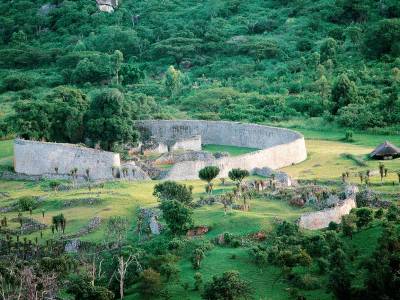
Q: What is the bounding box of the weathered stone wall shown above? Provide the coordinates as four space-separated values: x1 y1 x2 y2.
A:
136 120 307 180
298 186 358 230
14 139 120 180
170 135 202 152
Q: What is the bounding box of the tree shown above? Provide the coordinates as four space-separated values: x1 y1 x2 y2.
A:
105 216 129 248
228 168 250 185
153 181 193 204
360 223 400 299
341 214 357 239
10 100 53 141
159 200 193 235
320 38 337 62
202 271 252 300
355 208 373 229
48 86 89 143
199 166 220 194
328 249 353 300
164 65 183 97
191 248 205 270
137 268 163 300
117 253 135 299
67 273 114 300
364 19 400 58
113 50 123 85
85 89 138 150
331 73 358 114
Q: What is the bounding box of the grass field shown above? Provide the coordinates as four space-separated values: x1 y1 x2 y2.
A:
202 144 259 156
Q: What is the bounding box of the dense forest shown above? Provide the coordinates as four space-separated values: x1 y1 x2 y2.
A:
0 0 399 147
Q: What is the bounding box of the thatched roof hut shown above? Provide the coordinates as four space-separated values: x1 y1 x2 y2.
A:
370 141 400 159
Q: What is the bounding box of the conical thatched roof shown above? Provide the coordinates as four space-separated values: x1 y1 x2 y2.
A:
370 141 400 158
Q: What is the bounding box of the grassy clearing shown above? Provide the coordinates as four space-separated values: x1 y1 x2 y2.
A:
202 144 259 156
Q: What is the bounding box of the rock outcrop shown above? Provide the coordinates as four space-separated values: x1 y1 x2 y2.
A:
96 0 118 13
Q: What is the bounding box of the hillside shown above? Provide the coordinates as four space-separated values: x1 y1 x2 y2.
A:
0 0 399 140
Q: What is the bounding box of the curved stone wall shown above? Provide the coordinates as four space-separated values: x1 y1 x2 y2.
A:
14 139 120 180
136 120 307 180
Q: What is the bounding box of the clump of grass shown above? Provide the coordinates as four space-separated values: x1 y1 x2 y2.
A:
340 153 367 167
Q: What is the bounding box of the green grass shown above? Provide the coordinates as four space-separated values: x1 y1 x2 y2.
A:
0 140 13 170
202 144 259 156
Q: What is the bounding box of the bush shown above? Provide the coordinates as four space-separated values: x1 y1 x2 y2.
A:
18 196 37 211
328 222 339 231
3 74 35 91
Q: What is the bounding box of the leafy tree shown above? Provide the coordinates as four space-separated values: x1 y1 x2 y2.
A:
331 73 358 114
335 0 370 23
164 65 183 97
137 268 163 300
328 249 353 299
105 216 129 248
48 86 89 143
159 200 193 235
191 248 205 270
85 89 138 150
199 166 220 194
202 271 252 300
355 208 373 229
199 166 220 183
10 100 53 141
341 214 357 239
67 273 114 300
360 223 400 299
153 181 193 204
364 19 400 58
320 38 337 62
228 168 250 184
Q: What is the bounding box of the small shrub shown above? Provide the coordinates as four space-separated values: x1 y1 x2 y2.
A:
18 196 37 211
328 222 339 231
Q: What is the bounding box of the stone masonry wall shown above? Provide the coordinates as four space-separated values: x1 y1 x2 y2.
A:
14 139 120 180
136 120 307 180
298 186 358 230
170 135 202 152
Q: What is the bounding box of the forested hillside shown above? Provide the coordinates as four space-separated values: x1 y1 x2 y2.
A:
0 0 399 140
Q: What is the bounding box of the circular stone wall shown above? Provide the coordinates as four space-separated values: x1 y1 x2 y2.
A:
136 120 307 180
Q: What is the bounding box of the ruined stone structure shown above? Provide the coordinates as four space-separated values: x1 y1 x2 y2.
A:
13 120 307 182
136 120 307 180
142 135 202 155
14 139 120 180
96 0 118 13
298 186 358 230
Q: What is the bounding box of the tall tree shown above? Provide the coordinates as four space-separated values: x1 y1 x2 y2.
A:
85 89 139 151
331 73 358 114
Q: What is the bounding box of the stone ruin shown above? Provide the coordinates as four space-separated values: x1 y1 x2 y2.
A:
298 185 358 230
12 120 307 182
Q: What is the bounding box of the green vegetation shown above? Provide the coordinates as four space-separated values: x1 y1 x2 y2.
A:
0 0 399 299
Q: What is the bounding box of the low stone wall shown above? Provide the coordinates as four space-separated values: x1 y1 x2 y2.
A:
137 120 307 180
14 139 120 180
298 186 358 230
